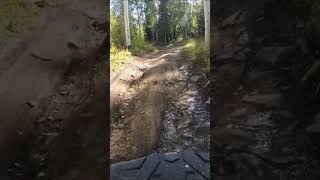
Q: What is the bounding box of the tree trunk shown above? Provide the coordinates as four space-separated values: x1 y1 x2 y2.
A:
136 1 141 35
204 0 210 49
156 30 158 42
124 0 131 47
152 28 155 41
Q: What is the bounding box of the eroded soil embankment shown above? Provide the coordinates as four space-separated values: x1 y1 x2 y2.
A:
8 52 108 180
110 46 210 162
213 0 320 179
0 0 107 179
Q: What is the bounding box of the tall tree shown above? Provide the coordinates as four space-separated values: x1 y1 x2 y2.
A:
158 0 170 44
204 0 210 49
124 0 131 47
145 0 157 41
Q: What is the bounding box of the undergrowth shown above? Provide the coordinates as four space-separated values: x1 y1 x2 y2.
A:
131 36 156 56
110 46 131 72
185 38 210 73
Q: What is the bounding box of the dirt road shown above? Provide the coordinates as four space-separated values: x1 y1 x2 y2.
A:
110 45 210 163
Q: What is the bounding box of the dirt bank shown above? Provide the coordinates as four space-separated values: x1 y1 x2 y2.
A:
213 0 320 179
0 0 107 179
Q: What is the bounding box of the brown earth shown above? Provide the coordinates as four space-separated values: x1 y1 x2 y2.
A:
110 45 210 162
213 0 320 179
0 0 108 179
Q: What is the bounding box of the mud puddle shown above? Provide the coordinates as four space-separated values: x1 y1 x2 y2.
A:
158 73 210 153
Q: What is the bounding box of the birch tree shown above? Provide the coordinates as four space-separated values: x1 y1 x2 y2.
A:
204 0 210 49
124 0 131 47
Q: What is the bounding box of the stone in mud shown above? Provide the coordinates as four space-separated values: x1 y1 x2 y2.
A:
230 107 248 118
255 46 295 66
222 11 242 28
67 41 81 50
186 90 198 96
47 116 54 121
177 113 192 130
190 76 202 82
205 98 210 104
26 101 36 108
247 112 273 127
37 172 46 178
59 90 68 95
238 32 249 45
242 93 282 108
236 28 246 37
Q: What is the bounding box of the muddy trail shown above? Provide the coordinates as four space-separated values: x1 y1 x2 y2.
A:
0 0 108 179
213 0 320 179
110 45 210 163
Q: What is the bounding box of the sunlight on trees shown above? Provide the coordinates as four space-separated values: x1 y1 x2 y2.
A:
110 0 209 70
204 0 210 49
124 0 131 47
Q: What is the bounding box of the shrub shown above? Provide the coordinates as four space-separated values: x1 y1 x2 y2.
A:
185 38 209 72
131 35 156 56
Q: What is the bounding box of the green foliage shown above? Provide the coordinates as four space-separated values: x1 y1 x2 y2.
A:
185 38 209 72
110 46 131 72
110 9 125 47
131 25 156 56
111 0 205 55
131 36 156 56
145 0 157 41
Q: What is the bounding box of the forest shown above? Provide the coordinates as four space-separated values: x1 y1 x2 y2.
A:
110 0 210 72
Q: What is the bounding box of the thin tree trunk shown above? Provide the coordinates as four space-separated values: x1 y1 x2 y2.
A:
136 1 141 35
204 0 210 49
152 29 155 41
124 0 131 47
165 33 167 44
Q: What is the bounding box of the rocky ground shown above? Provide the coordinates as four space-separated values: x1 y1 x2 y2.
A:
110 45 210 163
213 0 320 179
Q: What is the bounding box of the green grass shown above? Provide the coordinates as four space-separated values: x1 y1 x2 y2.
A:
110 46 132 72
185 38 210 73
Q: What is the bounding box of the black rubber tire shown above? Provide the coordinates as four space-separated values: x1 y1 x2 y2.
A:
111 150 210 180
